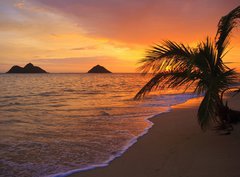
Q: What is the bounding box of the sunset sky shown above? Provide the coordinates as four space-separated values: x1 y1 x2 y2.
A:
0 0 239 73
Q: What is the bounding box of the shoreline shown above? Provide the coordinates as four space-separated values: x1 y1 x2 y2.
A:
68 95 240 177
50 95 198 177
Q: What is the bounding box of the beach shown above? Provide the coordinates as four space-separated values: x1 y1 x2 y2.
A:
70 95 240 177
1 2 240 177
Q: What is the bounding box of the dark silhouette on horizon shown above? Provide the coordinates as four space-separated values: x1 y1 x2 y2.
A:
6 63 47 73
88 65 112 73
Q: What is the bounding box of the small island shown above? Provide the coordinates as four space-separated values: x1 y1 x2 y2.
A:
6 63 47 73
87 65 112 73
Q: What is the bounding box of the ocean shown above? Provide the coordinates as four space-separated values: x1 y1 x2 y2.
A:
0 74 197 177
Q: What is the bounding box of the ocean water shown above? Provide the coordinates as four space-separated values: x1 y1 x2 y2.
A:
0 74 197 177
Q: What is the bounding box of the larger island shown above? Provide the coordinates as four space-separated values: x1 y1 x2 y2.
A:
6 63 47 73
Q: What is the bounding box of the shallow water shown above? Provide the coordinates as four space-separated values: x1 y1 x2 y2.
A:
0 74 197 177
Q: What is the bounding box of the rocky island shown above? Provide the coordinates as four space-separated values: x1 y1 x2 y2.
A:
6 63 47 73
88 65 112 73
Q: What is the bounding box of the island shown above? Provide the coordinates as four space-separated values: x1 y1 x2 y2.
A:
6 63 47 73
87 65 112 73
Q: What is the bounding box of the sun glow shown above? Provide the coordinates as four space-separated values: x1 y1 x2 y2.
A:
0 0 239 73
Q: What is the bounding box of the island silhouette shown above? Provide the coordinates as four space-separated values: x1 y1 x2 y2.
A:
88 65 112 73
6 63 47 73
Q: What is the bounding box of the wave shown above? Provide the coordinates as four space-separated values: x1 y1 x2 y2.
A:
46 117 155 177
48 93 199 177
0 119 28 125
37 91 60 97
0 74 202 177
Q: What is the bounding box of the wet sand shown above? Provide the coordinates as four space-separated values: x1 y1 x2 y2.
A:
69 95 240 177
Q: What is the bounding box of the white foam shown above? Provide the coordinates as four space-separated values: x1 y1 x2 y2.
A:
48 94 199 177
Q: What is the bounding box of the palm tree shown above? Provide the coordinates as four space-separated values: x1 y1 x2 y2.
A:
135 6 240 131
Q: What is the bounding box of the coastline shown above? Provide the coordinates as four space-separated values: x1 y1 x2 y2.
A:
68 95 240 177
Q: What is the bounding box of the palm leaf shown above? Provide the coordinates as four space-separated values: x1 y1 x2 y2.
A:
215 6 240 59
135 6 240 130
138 40 194 74
134 71 200 100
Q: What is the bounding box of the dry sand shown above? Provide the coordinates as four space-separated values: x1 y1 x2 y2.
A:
70 95 240 177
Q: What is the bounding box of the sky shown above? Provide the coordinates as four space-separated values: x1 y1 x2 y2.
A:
0 0 239 73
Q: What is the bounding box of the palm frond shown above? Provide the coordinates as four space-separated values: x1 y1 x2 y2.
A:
134 70 200 100
220 86 240 102
218 69 238 90
233 88 240 96
196 37 222 71
138 40 194 74
135 6 240 130
215 6 240 59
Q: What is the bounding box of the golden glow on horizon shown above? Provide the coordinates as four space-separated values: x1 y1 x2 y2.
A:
0 0 239 73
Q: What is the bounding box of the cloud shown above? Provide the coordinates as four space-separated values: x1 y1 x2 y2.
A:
30 56 137 73
1 0 239 73
0 0 84 36
32 0 240 44
31 56 116 64
14 0 25 9
71 46 97 50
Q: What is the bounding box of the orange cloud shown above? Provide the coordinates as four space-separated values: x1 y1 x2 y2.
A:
0 0 239 73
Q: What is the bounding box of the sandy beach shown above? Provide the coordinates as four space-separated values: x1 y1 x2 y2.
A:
70 95 240 177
